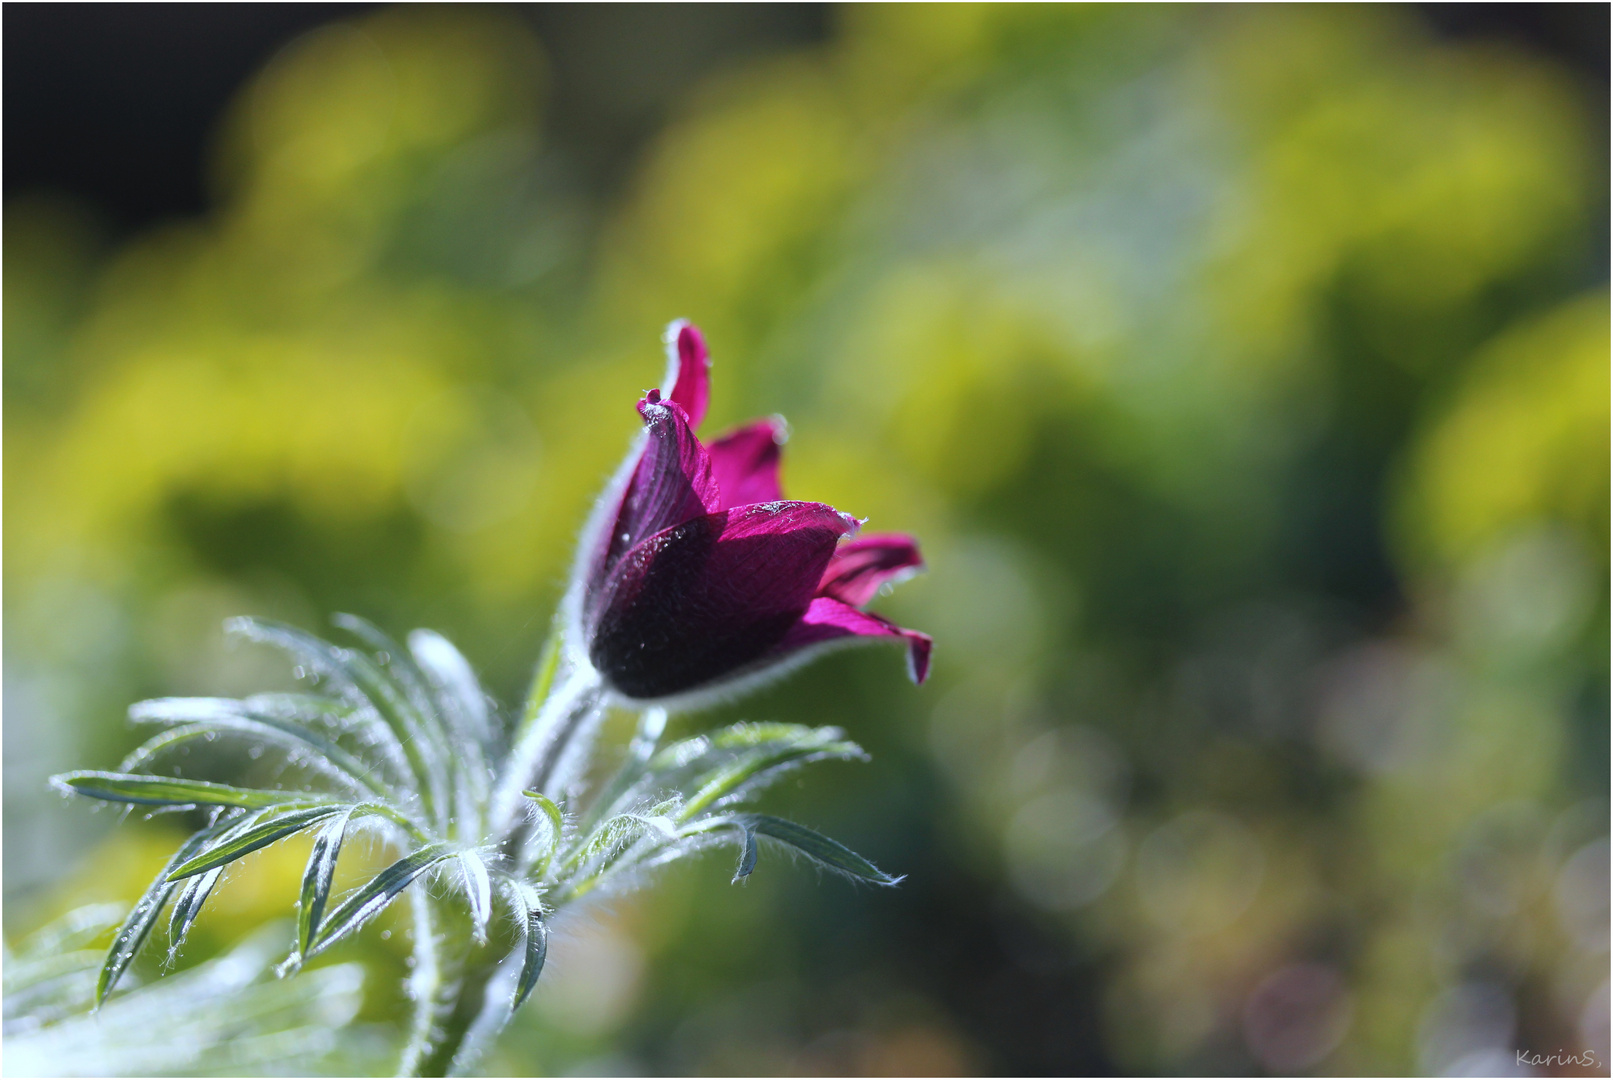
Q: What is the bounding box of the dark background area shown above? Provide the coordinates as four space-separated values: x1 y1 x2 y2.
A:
4 2 831 230
4 3 1605 235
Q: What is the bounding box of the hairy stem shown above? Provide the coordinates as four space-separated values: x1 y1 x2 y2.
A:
398 649 607 1075
399 890 464 1077
488 666 600 840
399 891 514 1077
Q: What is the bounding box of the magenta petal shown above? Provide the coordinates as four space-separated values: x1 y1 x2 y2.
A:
662 320 711 430
597 395 722 588
817 533 925 606
587 502 857 699
776 597 933 684
708 418 786 509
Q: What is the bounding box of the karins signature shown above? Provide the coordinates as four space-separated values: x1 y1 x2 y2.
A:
1516 1050 1601 1069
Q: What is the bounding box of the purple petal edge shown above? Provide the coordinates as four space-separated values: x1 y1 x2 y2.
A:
777 596 933 684
595 394 720 595
662 319 711 430
818 533 925 607
708 418 787 510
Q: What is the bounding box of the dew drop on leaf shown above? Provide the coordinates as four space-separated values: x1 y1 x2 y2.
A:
380 929 391 940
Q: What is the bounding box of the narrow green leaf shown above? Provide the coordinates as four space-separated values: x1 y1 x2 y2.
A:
117 724 373 799
506 882 549 1011
409 628 492 747
580 708 668 833
551 804 684 901
333 613 454 757
521 789 565 879
632 724 865 822
97 817 237 1004
732 824 759 884
168 804 348 880
515 625 562 736
298 810 352 957
308 842 455 956
166 866 222 953
459 852 492 945
707 721 852 751
340 616 488 832
726 814 902 887
227 618 440 815
56 771 330 810
128 698 388 794
521 789 565 846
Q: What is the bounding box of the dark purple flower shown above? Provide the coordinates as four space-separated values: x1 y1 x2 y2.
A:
569 320 931 705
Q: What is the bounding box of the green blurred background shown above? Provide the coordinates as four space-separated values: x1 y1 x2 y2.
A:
5 4 1608 1075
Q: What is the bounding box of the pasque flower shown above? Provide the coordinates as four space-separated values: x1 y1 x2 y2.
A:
568 320 931 704
51 318 925 1079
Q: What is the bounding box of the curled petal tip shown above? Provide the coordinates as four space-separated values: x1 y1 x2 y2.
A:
662 319 711 429
776 597 932 687
905 632 933 684
818 533 925 607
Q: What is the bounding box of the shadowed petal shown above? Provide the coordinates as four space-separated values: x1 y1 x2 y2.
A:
818 534 925 607
662 319 711 429
597 394 722 590
776 597 933 684
708 418 786 509
588 503 858 699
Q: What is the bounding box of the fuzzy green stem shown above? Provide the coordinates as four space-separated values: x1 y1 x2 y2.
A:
399 891 514 1077
401 642 599 1076
489 667 600 840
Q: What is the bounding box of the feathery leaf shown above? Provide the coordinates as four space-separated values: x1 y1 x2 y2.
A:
409 628 493 749
168 804 350 880
706 814 901 887
97 817 238 1004
227 618 442 816
308 843 456 956
298 810 353 958
57 772 335 810
458 852 492 945
503 881 548 1011
127 697 389 794
732 824 759 884
167 867 223 955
